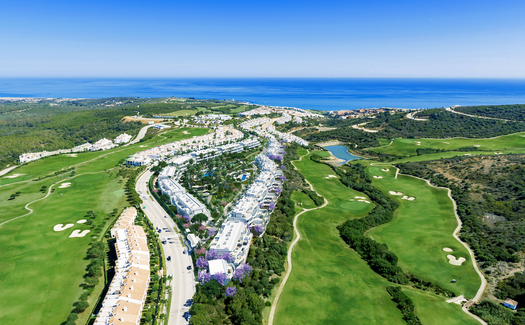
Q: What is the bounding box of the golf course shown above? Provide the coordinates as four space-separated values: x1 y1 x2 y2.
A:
272 149 480 325
0 127 208 325
371 132 525 157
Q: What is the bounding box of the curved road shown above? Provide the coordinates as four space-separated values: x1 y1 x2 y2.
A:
136 170 195 325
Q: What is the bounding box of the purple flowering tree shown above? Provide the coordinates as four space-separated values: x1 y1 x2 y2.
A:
197 271 211 284
214 272 228 285
220 201 227 206
183 223 191 228
276 155 282 161
251 224 264 236
176 214 183 219
220 251 233 263
269 203 275 211
280 175 287 182
280 165 286 170
259 202 265 209
199 224 206 231
225 287 237 297
233 263 253 283
207 228 216 237
206 249 219 261
183 215 191 223
275 188 282 194
196 256 208 270
268 154 276 160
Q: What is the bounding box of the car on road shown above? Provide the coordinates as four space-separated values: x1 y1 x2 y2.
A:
187 265 192 270
183 250 186 254
158 229 162 233
167 256 171 261
162 240 167 244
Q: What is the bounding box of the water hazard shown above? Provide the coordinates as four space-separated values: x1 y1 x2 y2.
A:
324 145 362 163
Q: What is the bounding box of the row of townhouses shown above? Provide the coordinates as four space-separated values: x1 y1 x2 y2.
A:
94 207 150 325
18 133 132 163
126 126 244 166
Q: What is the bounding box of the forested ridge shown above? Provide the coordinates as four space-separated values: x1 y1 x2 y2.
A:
455 104 525 121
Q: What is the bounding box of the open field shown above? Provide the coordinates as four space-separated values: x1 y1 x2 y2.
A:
165 109 199 116
274 150 479 325
371 132 525 157
365 165 480 298
274 149 403 325
0 128 207 324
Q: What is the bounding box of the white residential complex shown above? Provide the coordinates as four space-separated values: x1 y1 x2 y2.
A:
114 133 132 144
158 178 211 219
18 132 133 163
95 207 150 325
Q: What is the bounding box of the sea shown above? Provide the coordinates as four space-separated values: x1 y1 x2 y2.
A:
1 78 525 111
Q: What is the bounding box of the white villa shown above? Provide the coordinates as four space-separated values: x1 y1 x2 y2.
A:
209 219 253 266
114 133 132 144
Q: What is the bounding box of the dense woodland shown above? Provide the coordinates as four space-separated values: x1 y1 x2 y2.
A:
397 155 525 267
455 104 525 121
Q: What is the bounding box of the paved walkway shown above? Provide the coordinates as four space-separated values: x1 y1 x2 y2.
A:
268 150 329 325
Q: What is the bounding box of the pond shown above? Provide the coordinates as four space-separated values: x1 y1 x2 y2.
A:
324 145 362 164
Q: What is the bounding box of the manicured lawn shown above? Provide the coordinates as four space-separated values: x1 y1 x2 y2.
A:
366 165 480 298
403 288 479 325
165 109 199 116
370 132 525 157
0 127 206 324
290 191 316 210
0 172 127 325
274 151 405 325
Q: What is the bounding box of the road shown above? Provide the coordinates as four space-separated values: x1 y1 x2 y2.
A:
136 170 195 325
129 125 154 145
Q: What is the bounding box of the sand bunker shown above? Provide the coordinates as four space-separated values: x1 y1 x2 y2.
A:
77 219 87 224
140 145 147 147
464 154 472 156
381 169 390 172
401 195 409 200
443 247 453 252
54 224 74 232
69 230 91 238
358 200 371 203
58 182 71 188
66 154 77 157
447 295 467 305
407 197 415 201
473 145 481 147
495 152 503 155
4 173 24 178
389 191 403 195
355 196 367 199
401 196 416 201
373 176 383 179
443 142 450 144
183 131 191 134
325 175 337 179
447 255 466 266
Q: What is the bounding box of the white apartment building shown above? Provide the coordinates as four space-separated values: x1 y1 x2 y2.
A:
245 182 268 202
209 219 253 266
158 166 177 180
91 138 115 151
114 133 133 144
172 192 211 219
231 197 261 224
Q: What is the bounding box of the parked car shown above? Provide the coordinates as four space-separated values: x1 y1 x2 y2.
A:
167 256 171 261
187 265 192 270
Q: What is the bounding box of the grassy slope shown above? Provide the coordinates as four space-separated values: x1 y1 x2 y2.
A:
274 150 405 325
371 132 525 157
366 166 480 298
0 127 208 325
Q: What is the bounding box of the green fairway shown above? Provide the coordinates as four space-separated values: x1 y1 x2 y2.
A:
165 109 199 116
371 132 525 157
0 127 207 325
274 151 479 325
291 191 316 210
274 150 405 325
366 165 480 298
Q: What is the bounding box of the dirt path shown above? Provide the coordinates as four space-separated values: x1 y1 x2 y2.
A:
446 106 513 122
267 150 329 325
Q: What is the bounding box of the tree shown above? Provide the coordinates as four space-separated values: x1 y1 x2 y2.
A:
73 300 89 313
192 213 208 224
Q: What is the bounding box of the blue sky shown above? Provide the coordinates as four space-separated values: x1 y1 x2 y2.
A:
1 0 524 77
